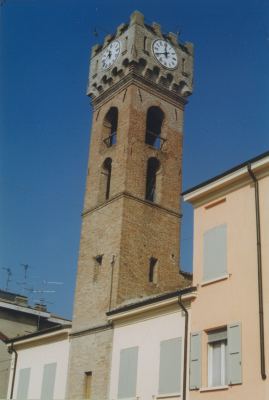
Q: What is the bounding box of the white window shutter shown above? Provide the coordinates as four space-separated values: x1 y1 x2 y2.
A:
189 332 201 389
118 346 138 399
203 224 227 281
16 368 31 400
40 363 57 400
228 322 242 384
158 337 182 395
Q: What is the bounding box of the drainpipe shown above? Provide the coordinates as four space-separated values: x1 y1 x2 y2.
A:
109 255 116 311
247 164 266 380
8 343 18 399
178 295 189 400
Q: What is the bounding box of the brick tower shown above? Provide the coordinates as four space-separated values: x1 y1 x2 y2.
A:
66 11 193 399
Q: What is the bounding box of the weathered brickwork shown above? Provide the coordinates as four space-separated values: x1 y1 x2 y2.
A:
67 10 193 400
66 329 113 399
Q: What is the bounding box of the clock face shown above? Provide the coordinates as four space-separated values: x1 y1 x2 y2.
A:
101 40 121 70
152 40 178 70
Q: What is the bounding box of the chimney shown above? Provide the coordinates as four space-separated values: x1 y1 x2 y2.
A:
34 303 47 312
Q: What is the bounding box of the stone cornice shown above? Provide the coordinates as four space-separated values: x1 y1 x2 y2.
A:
90 71 188 111
82 191 182 219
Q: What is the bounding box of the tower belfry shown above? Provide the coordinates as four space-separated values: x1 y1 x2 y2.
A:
67 11 193 399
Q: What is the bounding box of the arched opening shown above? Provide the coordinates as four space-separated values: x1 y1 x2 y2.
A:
145 106 164 149
145 157 161 202
103 107 118 147
100 158 112 201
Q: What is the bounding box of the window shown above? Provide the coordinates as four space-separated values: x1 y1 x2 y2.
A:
100 158 112 201
93 255 103 282
40 363 57 400
118 347 138 399
189 323 242 390
149 257 158 283
159 338 182 395
103 107 118 147
145 157 161 202
145 106 164 149
95 255 103 266
84 371 92 399
208 329 228 387
203 224 227 281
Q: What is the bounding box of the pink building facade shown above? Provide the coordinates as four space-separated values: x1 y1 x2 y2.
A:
184 151 269 400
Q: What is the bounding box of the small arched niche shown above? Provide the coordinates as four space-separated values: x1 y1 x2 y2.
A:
145 157 161 203
103 107 118 147
100 157 112 202
145 106 164 149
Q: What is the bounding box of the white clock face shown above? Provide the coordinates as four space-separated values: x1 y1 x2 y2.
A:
152 40 178 70
101 40 121 70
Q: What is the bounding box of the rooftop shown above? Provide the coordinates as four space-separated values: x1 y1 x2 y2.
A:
182 150 269 198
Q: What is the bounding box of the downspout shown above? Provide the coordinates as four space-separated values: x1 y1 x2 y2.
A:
109 255 116 311
178 295 189 400
247 164 266 380
8 343 18 399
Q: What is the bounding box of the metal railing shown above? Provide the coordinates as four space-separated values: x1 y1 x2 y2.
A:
103 132 117 147
145 130 166 149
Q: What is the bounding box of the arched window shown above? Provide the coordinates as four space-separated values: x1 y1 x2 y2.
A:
100 158 112 201
103 107 118 147
145 106 164 149
145 157 161 202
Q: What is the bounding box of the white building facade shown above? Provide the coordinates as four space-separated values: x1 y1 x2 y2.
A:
107 288 195 400
7 325 71 400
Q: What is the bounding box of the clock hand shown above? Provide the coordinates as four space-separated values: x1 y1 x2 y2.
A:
164 43 168 57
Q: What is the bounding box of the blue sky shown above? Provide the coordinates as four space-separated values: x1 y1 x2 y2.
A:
1 0 268 319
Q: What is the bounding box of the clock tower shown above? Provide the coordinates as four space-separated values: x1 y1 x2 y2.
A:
66 11 193 399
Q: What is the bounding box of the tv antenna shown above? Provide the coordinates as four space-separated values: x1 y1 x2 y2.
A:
43 280 64 286
2 267 12 291
21 263 31 281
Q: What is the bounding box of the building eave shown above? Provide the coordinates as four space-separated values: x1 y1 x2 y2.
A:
106 286 196 322
6 324 72 347
183 150 269 204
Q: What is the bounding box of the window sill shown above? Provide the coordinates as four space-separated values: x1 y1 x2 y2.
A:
200 386 229 393
156 394 181 399
201 274 229 287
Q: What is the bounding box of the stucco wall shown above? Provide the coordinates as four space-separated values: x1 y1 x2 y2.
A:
189 171 269 399
109 305 190 400
8 335 70 400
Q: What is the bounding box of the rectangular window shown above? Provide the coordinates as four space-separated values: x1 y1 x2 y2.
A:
40 362 57 400
159 337 182 395
190 323 242 390
16 368 30 400
84 371 92 399
208 329 228 387
117 346 138 399
203 224 227 281
149 257 158 283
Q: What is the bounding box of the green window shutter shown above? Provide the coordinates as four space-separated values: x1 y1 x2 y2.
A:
40 362 57 400
16 368 30 400
189 332 201 390
118 346 138 399
228 322 242 384
203 224 227 281
158 337 182 395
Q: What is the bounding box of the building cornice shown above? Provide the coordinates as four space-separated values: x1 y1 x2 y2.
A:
106 287 196 322
91 70 188 111
82 191 181 219
6 325 71 347
183 151 269 204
